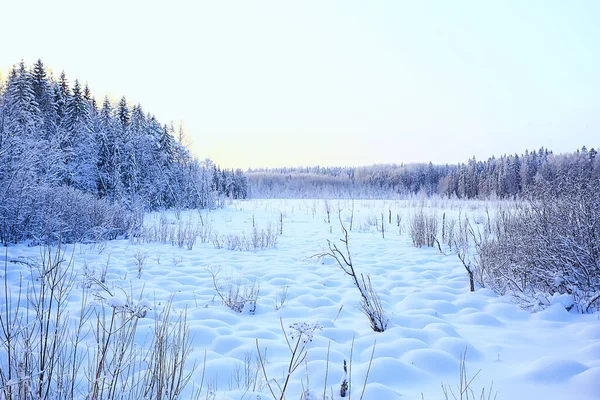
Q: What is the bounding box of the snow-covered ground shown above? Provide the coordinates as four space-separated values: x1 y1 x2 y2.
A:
3 198 599 399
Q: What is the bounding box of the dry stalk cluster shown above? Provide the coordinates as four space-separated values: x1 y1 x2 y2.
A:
228 350 267 392
442 212 457 251
437 351 497 400
88 287 193 400
0 242 197 400
211 224 278 251
137 214 209 250
409 208 439 248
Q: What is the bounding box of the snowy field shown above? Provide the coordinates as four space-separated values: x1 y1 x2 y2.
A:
3 198 600 399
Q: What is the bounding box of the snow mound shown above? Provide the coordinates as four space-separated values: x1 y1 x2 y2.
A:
362 338 428 359
484 302 529 321
188 324 218 347
400 348 460 375
393 313 446 329
575 323 600 340
576 342 600 363
523 356 588 382
358 382 402 400
211 335 247 354
321 327 357 344
570 366 600 397
237 328 279 340
531 303 571 322
432 337 483 362
361 356 431 386
457 311 504 327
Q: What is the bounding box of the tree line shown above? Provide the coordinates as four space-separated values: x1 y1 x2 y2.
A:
247 146 599 199
0 60 247 244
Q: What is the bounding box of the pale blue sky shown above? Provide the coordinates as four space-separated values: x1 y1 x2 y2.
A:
2 1 599 169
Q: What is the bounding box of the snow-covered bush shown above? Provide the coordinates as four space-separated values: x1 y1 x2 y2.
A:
0 185 128 245
475 176 600 312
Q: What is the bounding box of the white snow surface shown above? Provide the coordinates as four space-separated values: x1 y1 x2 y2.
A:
3 198 599 399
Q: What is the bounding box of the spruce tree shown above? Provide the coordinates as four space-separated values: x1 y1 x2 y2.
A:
65 79 96 191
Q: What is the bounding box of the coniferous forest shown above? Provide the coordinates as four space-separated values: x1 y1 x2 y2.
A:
0 60 248 244
247 146 600 199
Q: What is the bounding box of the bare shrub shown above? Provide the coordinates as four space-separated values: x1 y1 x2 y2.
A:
137 214 175 245
251 223 278 250
208 268 260 314
82 258 109 289
168 217 201 249
184 220 202 250
137 214 202 250
472 177 600 312
158 214 173 243
198 220 213 243
176 221 186 248
225 233 249 251
273 284 290 311
365 215 379 229
409 209 439 248
313 213 388 332
210 233 225 249
133 250 148 279
323 199 331 224
445 217 457 250
396 212 403 235
453 213 482 293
